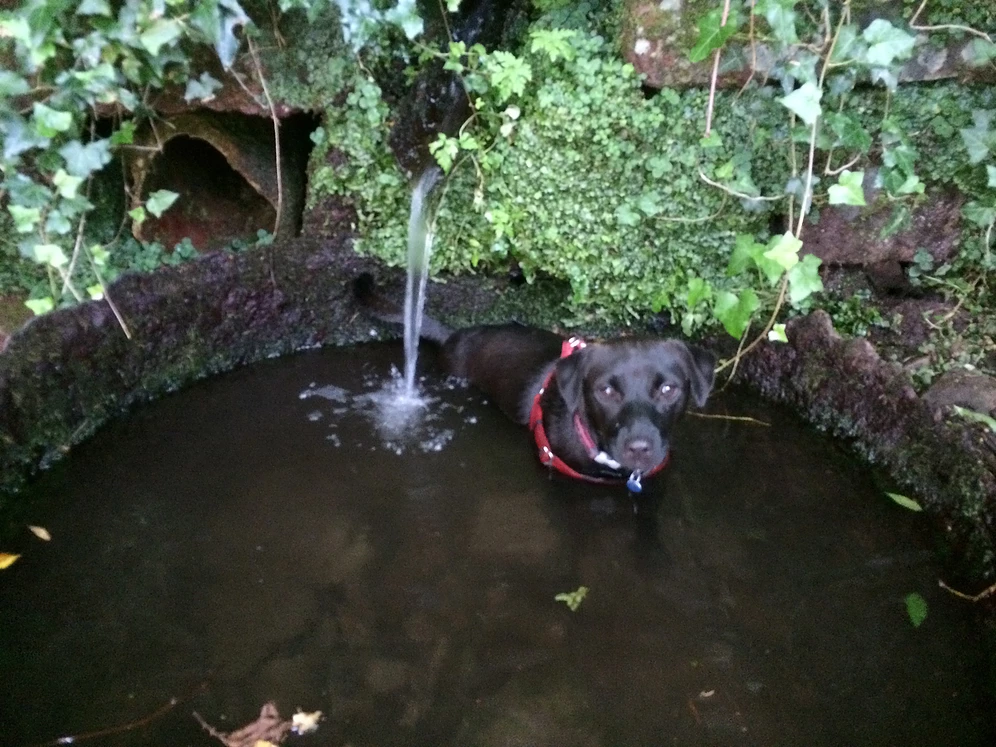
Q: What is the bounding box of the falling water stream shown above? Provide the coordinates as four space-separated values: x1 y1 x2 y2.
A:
402 166 442 399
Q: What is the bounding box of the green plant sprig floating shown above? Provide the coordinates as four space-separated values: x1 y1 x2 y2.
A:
689 0 996 370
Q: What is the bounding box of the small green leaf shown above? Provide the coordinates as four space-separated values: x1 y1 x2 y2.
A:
636 191 662 217
25 297 54 315
952 405 996 433
140 19 183 56
713 289 759 339
862 20 916 68
756 0 798 46
699 131 723 149
959 111 993 165
689 8 739 64
887 492 923 512
32 243 68 268
111 121 136 146
768 323 788 343
184 72 223 103
129 206 147 226
555 586 588 612
8 205 41 233
963 202 996 228
988 166 996 188
446 0 461 11
59 139 112 178
825 111 872 152
0 70 30 97
828 170 866 206
78 0 112 15
52 169 83 199
146 190 179 218
32 102 73 137
904 592 928 628
615 203 641 227
87 284 105 300
779 82 822 126
763 231 803 271
787 254 823 304
530 28 577 63
963 38 996 68
686 276 712 308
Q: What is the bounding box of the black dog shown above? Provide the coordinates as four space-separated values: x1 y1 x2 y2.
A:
355 274 715 490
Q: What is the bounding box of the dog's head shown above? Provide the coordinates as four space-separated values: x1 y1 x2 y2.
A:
555 340 716 473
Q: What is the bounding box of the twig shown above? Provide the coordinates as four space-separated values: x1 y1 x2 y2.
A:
719 318 751 390
704 0 734 136
688 411 771 426
247 35 283 241
909 0 994 43
736 0 758 97
698 169 784 201
657 193 730 223
84 243 132 339
824 152 862 176
28 683 206 746
938 578 996 602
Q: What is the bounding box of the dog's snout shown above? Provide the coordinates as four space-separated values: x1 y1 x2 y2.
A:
625 438 651 455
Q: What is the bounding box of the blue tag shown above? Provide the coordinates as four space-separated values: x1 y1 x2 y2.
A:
626 471 643 493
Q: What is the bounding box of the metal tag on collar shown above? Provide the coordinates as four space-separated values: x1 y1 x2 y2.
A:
626 470 643 493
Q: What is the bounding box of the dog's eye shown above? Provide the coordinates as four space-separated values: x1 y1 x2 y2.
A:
658 383 677 398
601 384 616 397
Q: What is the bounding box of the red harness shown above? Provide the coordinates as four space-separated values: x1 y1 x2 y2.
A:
527 337 670 486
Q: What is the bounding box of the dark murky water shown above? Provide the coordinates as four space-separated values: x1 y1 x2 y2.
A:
1 343 992 746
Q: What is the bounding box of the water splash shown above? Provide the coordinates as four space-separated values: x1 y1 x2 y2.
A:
402 166 442 398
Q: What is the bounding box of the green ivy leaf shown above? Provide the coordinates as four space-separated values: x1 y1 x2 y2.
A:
714 288 759 338
963 201 996 228
787 253 823 303
728 233 762 276
146 189 179 218
77 0 111 16
686 276 712 308
887 492 923 512
8 204 41 233
111 121 136 146
825 111 872 152
446 0 461 11
699 131 723 149
184 72 223 103
0 70 30 97
32 243 68 268
960 110 993 165
385 0 424 40
59 138 111 178
830 24 865 64
904 592 928 628
988 166 996 188
688 8 739 64
963 38 996 68
25 297 54 315
828 170 866 206
139 19 183 56
779 82 822 126
861 19 916 68
763 231 803 271
52 169 83 199
768 323 788 343
32 103 73 137
129 206 147 226
756 0 798 46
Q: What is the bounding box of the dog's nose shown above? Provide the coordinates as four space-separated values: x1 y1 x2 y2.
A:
626 438 651 456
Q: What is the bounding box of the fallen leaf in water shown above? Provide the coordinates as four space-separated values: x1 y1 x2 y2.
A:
29 525 51 541
0 553 21 569
252 741 276 747
700 690 715 698
292 710 322 734
554 586 589 611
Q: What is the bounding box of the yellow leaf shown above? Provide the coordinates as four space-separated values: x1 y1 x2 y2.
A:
29 525 51 541
253 742 276 747
0 553 21 569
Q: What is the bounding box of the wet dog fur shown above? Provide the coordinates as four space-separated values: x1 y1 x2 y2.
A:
354 273 716 479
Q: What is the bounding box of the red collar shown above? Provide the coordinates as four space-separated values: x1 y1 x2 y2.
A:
527 337 669 487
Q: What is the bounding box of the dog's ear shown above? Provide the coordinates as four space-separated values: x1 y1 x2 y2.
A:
683 343 717 408
554 348 589 414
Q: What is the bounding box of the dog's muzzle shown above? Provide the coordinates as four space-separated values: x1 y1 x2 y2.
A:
611 404 668 473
